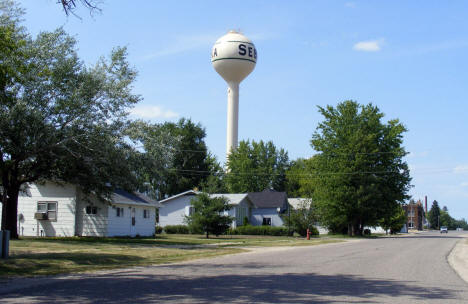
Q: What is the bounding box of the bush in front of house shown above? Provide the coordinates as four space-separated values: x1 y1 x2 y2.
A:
164 225 190 234
229 225 289 236
155 226 163 234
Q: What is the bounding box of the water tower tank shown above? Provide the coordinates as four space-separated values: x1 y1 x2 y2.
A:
211 30 257 158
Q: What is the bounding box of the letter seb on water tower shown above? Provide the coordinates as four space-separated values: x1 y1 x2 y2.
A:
211 30 257 158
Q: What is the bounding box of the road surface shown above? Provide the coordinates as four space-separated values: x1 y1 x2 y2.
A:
1 231 467 303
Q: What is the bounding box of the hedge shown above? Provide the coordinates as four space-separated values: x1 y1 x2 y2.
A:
229 225 290 236
163 225 190 234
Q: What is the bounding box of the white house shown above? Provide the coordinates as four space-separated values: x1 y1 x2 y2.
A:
158 189 288 228
0 183 159 237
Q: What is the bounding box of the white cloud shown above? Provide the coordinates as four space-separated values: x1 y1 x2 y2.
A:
142 34 218 60
142 31 275 61
454 165 468 174
353 39 384 52
129 106 179 119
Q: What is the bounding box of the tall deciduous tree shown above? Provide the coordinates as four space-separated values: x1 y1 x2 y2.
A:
125 120 180 200
0 1 140 237
185 193 233 238
226 140 289 193
310 101 411 236
158 118 213 198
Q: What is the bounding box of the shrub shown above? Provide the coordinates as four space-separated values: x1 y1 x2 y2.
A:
229 225 289 236
164 225 190 234
363 228 371 236
155 226 163 234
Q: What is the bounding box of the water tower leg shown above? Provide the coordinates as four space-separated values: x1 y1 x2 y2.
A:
226 82 239 159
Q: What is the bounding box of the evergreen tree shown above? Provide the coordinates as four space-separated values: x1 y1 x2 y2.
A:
428 200 441 229
185 193 233 238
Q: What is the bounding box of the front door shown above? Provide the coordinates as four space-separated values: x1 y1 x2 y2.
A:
130 208 136 236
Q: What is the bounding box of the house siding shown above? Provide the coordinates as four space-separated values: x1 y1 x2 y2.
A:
107 205 156 237
251 208 284 227
159 194 196 227
76 194 108 237
17 183 77 237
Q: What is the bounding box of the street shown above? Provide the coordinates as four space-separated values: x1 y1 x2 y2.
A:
1 231 467 303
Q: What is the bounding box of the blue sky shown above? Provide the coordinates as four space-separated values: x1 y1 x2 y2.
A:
21 0 468 219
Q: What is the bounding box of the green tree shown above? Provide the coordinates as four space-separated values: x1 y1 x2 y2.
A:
379 204 407 234
310 101 411 236
124 120 180 200
185 193 233 238
439 209 454 229
427 200 441 229
158 118 212 198
285 157 316 198
282 199 317 237
226 140 290 193
0 1 140 237
198 154 226 194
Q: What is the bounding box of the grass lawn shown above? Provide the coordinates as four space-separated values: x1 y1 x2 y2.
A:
0 235 342 278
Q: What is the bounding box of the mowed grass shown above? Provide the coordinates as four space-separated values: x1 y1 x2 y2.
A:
0 235 342 277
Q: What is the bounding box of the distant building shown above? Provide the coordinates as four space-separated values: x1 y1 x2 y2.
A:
403 200 425 230
158 189 288 228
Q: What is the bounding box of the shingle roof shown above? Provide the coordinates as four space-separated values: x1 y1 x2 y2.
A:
112 189 160 207
247 189 288 208
209 193 249 205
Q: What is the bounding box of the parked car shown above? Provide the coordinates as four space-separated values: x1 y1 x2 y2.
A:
440 226 448 233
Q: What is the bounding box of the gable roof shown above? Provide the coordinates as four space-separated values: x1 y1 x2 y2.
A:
247 189 288 209
112 190 160 207
209 193 251 206
158 190 200 204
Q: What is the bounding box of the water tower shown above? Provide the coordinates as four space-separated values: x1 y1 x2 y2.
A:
211 30 257 158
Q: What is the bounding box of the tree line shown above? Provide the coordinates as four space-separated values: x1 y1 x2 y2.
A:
1 0 452 239
427 200 468 230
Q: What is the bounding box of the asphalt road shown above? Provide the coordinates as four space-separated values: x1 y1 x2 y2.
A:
1 231 468 303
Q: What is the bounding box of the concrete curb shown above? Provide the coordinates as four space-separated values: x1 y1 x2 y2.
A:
448 236 468 284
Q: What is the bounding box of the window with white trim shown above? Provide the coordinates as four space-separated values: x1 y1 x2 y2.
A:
143 209 149 219
37 201 58 221
116 207 124 217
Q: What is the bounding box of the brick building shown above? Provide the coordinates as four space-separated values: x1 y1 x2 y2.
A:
403 200 425 230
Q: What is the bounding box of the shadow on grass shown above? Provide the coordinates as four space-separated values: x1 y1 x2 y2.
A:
1 271 462 303
16 236 216 247
0 252 143 277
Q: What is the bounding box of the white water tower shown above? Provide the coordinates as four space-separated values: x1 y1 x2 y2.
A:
211 30 257 158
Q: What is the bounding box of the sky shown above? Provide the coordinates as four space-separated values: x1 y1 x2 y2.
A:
20 0 468 219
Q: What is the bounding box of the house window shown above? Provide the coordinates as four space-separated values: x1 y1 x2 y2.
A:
143 209 149 219
155 208 159 223
37 201 57 221
116 207 124 217
262 217 272 226
86 206 97 215
189 206 195 216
